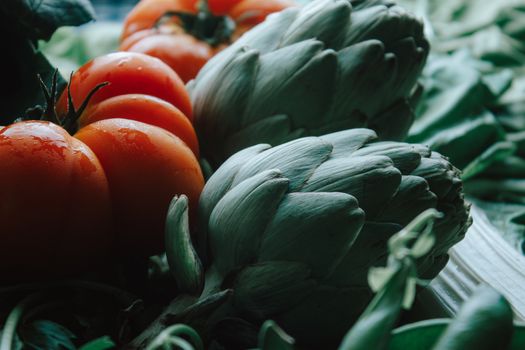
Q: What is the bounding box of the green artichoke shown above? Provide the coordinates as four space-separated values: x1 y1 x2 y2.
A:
189 0 430 166
169 128 470 347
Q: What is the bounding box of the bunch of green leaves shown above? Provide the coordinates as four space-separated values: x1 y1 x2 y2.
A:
0 0 95 123
396 0 525 253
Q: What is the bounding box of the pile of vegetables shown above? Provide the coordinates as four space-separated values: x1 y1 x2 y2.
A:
0 0 523 349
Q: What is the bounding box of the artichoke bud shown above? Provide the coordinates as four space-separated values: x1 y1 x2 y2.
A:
198 129 470 346
190 0 430 166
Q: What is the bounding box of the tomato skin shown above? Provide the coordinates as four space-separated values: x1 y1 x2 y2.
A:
120 28 163 51
0 121 112 281
208 0 243 15
120 0 295 81
81 94 199 156
124 33 214 83
56 52 192 121
75 119 204 257
121 0 198 40
230 0 295 25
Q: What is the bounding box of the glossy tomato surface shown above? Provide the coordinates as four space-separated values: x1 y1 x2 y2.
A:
80 94 199 156
124 33 214 83
57 52 192 120
75 119 204 257
0 121 112 281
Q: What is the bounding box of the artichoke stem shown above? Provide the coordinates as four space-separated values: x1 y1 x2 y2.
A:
199 264 226 301
124 294 199 349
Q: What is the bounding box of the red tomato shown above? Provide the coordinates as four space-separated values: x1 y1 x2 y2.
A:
121 0 198 40
75 119 204 256
0 121 112 281
120 0 295 82
56 52 192 121
230 0 295 26
124 34 214 83
207 0 243 15
80 94 200 156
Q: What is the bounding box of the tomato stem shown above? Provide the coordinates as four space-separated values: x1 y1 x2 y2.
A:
61 73 109 134
154 6 235 47
36 70 61 125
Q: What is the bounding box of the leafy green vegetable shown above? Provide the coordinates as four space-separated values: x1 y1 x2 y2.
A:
0 0 95 42
78 336 115 350
398 0 525 252
0 0 95 123
431 286 514 350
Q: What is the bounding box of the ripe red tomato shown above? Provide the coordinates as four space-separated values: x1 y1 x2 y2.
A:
56 52 192 121
121 0 198 40
120 0 295 82
0 121 112 281
81 94 200 156
123 34 213 83
75 119 204 256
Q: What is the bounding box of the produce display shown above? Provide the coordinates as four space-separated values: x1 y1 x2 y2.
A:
1 0 524 349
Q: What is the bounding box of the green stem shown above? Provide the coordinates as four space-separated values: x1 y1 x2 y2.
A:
199 265 224 301
124 295 199 349
197 0 210 13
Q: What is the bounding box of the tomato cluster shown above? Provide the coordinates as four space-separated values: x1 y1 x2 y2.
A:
1 52 204 282
120 0 295 82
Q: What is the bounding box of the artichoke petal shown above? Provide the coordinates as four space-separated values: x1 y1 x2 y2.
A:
198 144 271 245
209 170 289 274
165 195 203 295
242 40 326 126
233 137 333 191
351 142 426 173
320 129 378 157
376 175 438 225
302 155 401 215
259 192 364 278
224 115 294 158
192 48 259 147
233 261 317 320
281 0 352 49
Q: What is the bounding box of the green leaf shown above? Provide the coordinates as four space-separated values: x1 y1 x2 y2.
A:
431 285 514 350
78 336 115 350
1 36 66 123
0 0 95 42
462 141 516 180
0 0 96 123
18 320 76 350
